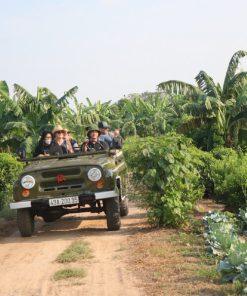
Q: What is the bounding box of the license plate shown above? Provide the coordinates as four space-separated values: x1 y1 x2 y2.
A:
49 196 79 207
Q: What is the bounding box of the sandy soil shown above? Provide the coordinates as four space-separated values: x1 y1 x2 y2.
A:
0 204 147 296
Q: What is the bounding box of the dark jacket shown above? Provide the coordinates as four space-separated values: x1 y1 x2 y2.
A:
33 143 52 157
81 140 109 152
112 136 124 149
48 141 66 156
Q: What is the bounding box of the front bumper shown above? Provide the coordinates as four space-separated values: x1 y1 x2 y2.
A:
10 190 119 210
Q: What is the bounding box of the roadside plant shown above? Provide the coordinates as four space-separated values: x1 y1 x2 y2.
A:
123 133 203 227
218 240 247 284
203 211 239 256
0 153 23 210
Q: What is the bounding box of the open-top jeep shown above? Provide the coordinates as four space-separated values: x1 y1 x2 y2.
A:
10 150 129 237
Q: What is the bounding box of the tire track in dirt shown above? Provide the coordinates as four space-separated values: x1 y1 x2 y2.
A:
0 204 146 296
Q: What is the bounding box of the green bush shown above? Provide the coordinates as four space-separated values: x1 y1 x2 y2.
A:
123 133 203 227
0 153 23 210
211 147 237 160
189 146 215 197
211 152 247 210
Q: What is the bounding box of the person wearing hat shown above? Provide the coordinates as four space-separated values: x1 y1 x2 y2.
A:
98 121 113 147
48 125 74 155
81 125 109 152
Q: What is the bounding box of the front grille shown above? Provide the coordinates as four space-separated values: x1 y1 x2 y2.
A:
40 179 84 188
42 168 81 178
40 167 84 193
43 184 83 192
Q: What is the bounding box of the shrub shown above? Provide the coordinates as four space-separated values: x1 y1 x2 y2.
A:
211 152 247 210
0 153 23 210
189 146 215 197
123 133 203 227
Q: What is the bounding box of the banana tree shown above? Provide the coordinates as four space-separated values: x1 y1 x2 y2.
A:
0 82 78 153
63 97 119 143
118 93 175 137
158 50 247 148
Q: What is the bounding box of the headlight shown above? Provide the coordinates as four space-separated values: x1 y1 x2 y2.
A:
21 175 35 189
87 168 102 182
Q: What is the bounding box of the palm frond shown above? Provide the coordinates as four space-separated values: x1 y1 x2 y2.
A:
57 86 78 106
157 80 202 96
223 50 247 94
0 81 10 100
86 97 93 107
225 72 247 98
195 71 221 98
14 84 34 110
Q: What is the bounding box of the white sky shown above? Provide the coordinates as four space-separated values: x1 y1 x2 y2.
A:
1 0 247 103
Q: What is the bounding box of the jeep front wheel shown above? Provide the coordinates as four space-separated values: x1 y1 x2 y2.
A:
17 208 34 237
105 197 121 231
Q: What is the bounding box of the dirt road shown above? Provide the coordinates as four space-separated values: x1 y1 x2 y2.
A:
0 204 147 296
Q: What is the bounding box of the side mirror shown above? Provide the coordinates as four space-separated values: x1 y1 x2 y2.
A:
17 147 26 160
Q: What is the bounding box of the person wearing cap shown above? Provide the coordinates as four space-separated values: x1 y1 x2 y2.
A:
81 125 109 152
98 121 113 147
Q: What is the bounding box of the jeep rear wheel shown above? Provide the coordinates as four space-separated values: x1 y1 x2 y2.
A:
105 197 121 231
17 208 34 237
120 197 129 217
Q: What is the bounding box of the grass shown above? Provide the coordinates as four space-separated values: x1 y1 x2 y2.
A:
197 265 220 282
56 240 92 263
53 268 86 281
127 219 234 296
0 206 16 220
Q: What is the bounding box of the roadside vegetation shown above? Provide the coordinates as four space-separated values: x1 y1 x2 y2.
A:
1 50 247 292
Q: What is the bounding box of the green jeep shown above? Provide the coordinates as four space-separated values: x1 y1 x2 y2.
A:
10 150 129 237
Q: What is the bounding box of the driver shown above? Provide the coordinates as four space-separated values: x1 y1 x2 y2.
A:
81 125 109 152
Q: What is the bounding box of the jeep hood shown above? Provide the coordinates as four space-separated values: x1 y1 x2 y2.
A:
22 154 112 174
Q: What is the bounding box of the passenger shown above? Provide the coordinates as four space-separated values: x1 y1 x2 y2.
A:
98 121 113 147
33 131 53 157
49 125 69 156
65 129 80 152
112 128 124 149
81 125 109 152
63 129 76 153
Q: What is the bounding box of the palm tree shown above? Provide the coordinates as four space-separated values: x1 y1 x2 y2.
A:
117 92 175 137
63 97 119 143
0 82 78 153
157 50 247 148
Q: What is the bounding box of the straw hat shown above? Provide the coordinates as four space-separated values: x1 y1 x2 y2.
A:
53 125 66 134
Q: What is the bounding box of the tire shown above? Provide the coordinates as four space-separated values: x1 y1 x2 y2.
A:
105 197 121 231
17 208 34 237
120 197 129 217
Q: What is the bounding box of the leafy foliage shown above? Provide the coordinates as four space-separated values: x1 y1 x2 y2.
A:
203 211 247 289
0 153 23 210
211 151 247 210
158 50 247 149
203 211 239 256
123 134 203 227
